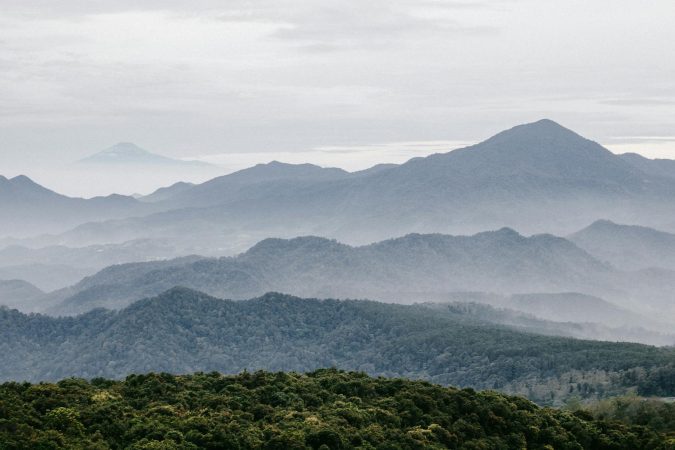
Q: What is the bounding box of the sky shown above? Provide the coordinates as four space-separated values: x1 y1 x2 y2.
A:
1 0 675 196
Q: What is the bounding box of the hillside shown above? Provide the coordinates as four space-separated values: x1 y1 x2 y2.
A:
506 292 643 326
0 370 669 449
569 220 675 270
3 288 675 406
0 279 44 311
0 174 142 237
43 229 616 316
0 239 185 291
620 152 675 180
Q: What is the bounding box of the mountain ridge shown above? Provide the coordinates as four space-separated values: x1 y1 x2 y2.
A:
3 287 674 406
569 220 675 270
41 228 618 316
28 119 675 252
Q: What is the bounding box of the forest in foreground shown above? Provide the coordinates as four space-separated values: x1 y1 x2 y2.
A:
1 370 673 449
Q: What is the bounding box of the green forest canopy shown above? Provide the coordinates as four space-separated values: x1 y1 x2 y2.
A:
0 370 672 449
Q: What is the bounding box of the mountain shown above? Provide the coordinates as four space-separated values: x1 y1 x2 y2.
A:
78 142 214 168
435 291 663 332
44 229 617 315
620 152 675 180
41 120 675 254
2 288 674 406
0 279 45 311
0 175 142 237
429 301 674 346
0 239 183 291
3 371 669 450
0 263 92 293
505 292 646 326
569 220 675 270
138 181 194 202
150 160 350 208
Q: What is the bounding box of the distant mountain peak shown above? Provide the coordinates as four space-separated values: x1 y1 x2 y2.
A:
9 175 42 187
78 143 217 170
485 119 589 146
0 174 56 196
587 219 618 228
100 142 150 156
245 235 343 256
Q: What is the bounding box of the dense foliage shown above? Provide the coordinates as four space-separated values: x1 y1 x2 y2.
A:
0 370 672 449
572 396 675 435
2 289 674 406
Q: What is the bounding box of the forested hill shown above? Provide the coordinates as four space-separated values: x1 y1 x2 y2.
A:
2 288 673 405
46 229 614 316
0 370 670 449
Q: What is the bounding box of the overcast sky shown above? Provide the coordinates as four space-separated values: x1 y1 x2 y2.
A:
2 0 675 195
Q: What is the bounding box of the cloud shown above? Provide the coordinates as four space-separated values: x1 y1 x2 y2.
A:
1 0 675 188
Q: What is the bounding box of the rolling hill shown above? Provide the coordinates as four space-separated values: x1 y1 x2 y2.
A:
43 229 617 316
0 279 44 311
2 288 674 406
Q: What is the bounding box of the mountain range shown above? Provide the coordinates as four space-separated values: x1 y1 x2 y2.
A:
2 288 673 406
0 279 44 311
31 228 674 327
40 229 604 314
0 174 142 237
3 119 675 327
7 119 675 254
0 239 182 292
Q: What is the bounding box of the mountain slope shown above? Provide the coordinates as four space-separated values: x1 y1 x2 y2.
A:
152 160 350 208
620 152 675 180
46 229 615 315
427 301 674 346
0 239 184 291
506 292 644 326
0 279 44 311
138 181 194 202
0 175 142 237
569 220 675 270
3 288 674 406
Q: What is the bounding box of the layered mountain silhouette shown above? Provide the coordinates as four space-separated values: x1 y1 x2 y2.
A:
569 220 675 270
38 228 669 320
3 288 674 401
0 174 141 237
0 239 182 292
18 119 675 253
